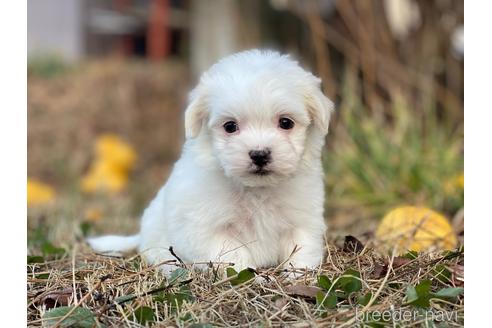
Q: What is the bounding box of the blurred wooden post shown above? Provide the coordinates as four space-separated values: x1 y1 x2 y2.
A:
147 0 171 61
113 0 134 56
190 0 248 78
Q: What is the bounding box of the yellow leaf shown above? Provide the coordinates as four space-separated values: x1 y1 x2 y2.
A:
27 179 55 206
375 206 457 254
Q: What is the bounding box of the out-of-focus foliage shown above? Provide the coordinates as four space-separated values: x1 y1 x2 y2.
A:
324 70 463 221
81 134 136 193
375 206 457 254
27 54 70 79
27 178 56 206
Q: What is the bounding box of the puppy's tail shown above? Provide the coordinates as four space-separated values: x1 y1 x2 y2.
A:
87 234 140 256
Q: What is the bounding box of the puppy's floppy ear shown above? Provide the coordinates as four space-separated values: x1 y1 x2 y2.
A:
304 76 335 135
184 87 208 139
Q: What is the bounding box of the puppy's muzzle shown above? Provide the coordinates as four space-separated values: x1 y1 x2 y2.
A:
249 149 271 168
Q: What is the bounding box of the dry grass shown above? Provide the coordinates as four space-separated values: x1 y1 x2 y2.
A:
27 239 464 327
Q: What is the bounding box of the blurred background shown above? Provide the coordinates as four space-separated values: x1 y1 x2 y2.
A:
27 0 463 249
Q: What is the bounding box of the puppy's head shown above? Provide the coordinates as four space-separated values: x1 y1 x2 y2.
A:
185 50 334 187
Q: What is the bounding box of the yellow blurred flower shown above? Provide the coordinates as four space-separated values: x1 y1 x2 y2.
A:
81 134 136 193
96 134 136 170
81 160 129 192
375 206 457 254
84 207 103 222
27 179 56 206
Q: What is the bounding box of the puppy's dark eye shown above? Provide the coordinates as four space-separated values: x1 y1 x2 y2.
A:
279 117 295 130
223 121 238 133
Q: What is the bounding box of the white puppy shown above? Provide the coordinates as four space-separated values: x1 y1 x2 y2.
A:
88 49 334 273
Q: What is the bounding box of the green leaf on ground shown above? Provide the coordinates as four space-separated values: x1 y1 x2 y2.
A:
405 280 462 308
133 306 155 325
406 279 432 308
27 255 45 264
358 292 373 306
337 269 362 294
415 279 431 295
226 267 238 277
317 275 332 291
405 286 419 303
433 287 464 300
154 285 195 313
229 268 256 286
43 306 98 328
335 291 347 300
316 291 337 309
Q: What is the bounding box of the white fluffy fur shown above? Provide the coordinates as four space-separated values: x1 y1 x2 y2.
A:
87 50 334 273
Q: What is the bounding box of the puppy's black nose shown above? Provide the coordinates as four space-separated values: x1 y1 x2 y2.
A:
249 149 271 167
